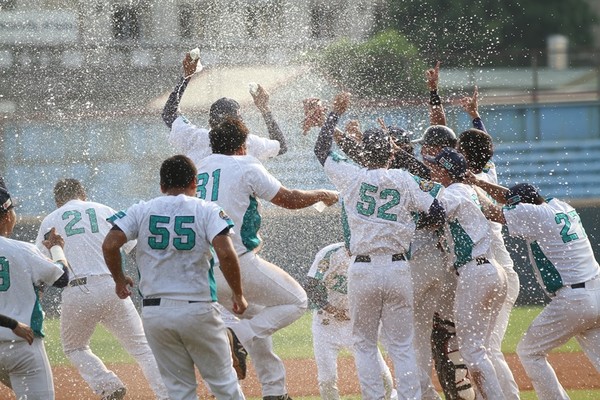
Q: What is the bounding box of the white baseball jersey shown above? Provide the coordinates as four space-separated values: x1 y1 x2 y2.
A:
324 152 442 255
196 154 281 256
110 194 234 301
169 116 280 165
307 243 349 312
440 183 492 269
503 198 600 293
0 237 64 341
35 199 135 276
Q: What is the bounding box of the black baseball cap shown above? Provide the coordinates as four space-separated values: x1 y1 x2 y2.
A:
423 147 467 180
0 187 13 212
506 183 542 206
413 125 457 147
209 97 241 127
388 126 411 145
362 128 392 162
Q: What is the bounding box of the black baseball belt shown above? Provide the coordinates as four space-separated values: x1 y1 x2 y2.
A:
354 253 407 263
142 298 202 307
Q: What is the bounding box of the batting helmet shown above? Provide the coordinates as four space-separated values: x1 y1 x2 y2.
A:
414 125 457 148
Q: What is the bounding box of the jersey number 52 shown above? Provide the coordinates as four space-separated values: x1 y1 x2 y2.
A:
356 183 400 222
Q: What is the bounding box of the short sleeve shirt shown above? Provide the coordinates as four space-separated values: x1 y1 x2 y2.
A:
307 243 349 311
111 194 233 301
324 152 442 256
169 116 280 165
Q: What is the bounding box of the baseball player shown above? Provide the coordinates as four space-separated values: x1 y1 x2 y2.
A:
315 92 445 400
457 89 521 400
162 50 287 165
34 179 169 400
423 147 507 400
196 117 338 400
103 154 248 400
0 185 70 400
471 179 600 400
306 242 398 400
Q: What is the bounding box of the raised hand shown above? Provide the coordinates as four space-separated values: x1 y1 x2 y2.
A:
460 86 480 119
426 61 441 91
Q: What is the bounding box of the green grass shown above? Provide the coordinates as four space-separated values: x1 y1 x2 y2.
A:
42 305 581 364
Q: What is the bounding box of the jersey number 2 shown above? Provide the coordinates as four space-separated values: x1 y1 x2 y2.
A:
555 210 586 243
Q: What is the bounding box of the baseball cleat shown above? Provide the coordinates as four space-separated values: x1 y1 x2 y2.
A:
263 395 292 400
101 387 126 400
227 327 248 380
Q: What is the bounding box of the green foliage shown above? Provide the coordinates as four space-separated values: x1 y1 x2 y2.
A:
316 30 427 100
375 0 598 66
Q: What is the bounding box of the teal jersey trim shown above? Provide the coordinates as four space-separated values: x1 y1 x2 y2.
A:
330 275 348 295
529 241 563 293
314 244 345 281
330 151 348 163
341 202 351 251
241 196 262 252
449 220 475 269
30 285 45 338
208 256 217 302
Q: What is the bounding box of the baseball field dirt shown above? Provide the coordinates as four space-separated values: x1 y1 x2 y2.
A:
0 353 598 399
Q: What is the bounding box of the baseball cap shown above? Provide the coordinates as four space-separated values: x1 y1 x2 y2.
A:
505 183 542 206
413 125 457 147
209 97 241 127
361 128 392 161
0 187 13 212
423 147 467 180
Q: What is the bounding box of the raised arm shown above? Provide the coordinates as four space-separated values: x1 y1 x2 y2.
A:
161 53 201 129
314 92 351 166
427 61 446 126
42 228 69 288
460 86 487 133
474 186 506 225
251 84 287 155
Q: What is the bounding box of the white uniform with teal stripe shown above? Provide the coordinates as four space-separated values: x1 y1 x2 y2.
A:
169 116 280 166
503 198 599 292
196 153 307 398
196 154 281 256
324 152 441 400
503 198 600 400
440 182 508 400
36 199 168 399
111 194 244 400
0 236 64 399
112 194 233 301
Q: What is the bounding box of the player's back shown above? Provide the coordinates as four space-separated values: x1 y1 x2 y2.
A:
113 194 230 301
196 154 281 255
0 237 63 339
35 199 119 276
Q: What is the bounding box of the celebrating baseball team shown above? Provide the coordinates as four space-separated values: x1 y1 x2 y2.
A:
0 47 599 400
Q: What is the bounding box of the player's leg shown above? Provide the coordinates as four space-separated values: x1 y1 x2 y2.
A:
184 305 245 400
378 261 421 399
488 261 520 400
517 287 597 399
60 287 125 397
8 339 55 400
101 290 169 400
348 260 388 399
312 313 343 400
409 240 445 400
575 284 600 372
454 263 505 400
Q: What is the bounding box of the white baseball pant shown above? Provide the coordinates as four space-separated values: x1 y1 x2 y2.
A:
312 312 397 400
0 339 54 399
517 276 600 400
409 239 448 400
215 251 308 397
60 274 168 399
454 260 507 400
348 256 421 400
142 300 245 400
